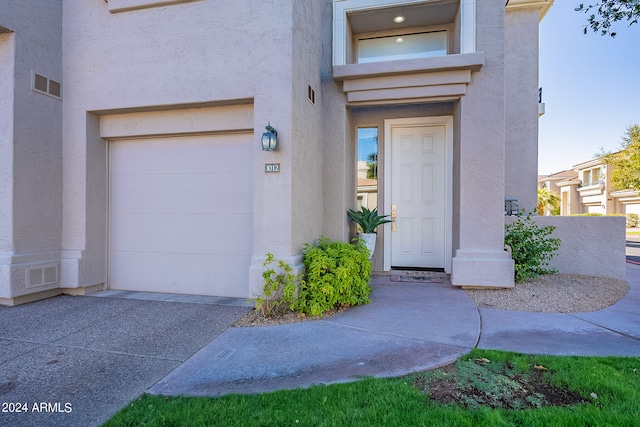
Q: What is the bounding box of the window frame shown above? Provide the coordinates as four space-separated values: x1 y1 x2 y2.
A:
581 166 602 187
354 26 450 64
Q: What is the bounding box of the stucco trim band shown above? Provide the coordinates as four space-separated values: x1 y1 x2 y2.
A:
336 54 481 106
100 104 254 140
505 0 554 20
347 84 467 105
107 0 203 14
333 52 484 80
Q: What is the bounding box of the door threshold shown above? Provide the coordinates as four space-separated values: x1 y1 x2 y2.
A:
391 267 445 273
374 268 450 278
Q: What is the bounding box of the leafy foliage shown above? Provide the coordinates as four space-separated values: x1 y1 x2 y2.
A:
537 187 560 216
294 237 372 317
505 213 561 282
598 124 640 190
417 357 552 410
366 153 378 179
251 253 302 317
347 207 392 234
576 1 640 37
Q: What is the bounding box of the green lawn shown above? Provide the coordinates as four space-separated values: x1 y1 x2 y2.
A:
626 231 640 235
104 349 640 427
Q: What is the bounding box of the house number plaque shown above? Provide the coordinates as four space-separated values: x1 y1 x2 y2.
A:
264 162 281 174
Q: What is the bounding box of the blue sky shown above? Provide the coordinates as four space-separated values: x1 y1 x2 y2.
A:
538 2 640 175
358 127 378 161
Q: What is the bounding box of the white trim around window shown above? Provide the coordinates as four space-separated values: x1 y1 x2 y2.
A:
333 0 475 66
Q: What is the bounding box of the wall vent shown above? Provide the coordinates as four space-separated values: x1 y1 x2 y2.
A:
26 264 59 288
32 71 62 100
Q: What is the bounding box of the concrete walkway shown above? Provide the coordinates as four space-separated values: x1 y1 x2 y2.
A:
1 265 639 426
150 264 640 398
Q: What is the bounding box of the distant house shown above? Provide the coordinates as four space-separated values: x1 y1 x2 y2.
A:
539 158 640 217
1 0 554 305
356 160 379 212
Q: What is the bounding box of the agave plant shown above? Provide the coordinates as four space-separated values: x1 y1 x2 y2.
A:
347 207 392 234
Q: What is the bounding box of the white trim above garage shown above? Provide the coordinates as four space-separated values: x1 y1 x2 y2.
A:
100 104 254 140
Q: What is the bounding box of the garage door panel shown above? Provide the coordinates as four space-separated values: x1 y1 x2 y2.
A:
110 135 253 175
111 213 252 255
109 133 254 298
110 172 253 215
109 252 251 298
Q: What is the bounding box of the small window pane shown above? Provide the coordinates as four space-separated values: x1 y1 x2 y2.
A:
358 31 446 64
357 128 378 211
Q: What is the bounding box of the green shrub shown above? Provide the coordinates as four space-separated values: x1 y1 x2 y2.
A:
252 253 302 317
505 213 561 282
294 237 372 317
627 213 639 227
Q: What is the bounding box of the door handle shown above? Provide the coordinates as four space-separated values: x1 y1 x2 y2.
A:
391 205 397 232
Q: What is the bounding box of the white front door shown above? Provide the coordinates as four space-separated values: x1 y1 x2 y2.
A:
385 118 451 270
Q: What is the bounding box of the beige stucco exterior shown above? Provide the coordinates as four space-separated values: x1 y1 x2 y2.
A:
506 216 626 280
1 0 554 305
540 157 640 217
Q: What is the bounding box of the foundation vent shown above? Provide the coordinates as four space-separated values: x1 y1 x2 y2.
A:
32 71 62 100
26 264 59 289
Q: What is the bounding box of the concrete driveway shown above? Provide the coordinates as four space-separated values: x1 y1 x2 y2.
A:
0 292 250 427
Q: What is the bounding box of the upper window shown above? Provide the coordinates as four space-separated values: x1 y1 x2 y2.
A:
582 167 602 186
333 0 471 67
357 31 447 63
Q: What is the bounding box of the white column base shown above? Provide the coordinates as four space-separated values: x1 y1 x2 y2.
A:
451 249 514 288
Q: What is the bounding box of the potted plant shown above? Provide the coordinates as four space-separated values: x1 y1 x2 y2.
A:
347 207 392 258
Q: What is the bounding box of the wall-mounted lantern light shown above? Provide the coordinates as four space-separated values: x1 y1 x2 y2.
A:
261 122 277 151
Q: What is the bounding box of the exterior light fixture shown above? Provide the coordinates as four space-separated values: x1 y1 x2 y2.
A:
261 122 277 151
393 15 405 23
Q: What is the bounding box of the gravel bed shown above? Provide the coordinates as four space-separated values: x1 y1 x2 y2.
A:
464 274 630 313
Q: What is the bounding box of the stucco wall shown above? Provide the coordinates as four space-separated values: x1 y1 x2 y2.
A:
0 31 14 256
291 0 324 252
451 0 515 288
505 216 626 280
504 9 539 212
321 0 352 244
456 0 505 251
0 1 63 299
61 0 303 288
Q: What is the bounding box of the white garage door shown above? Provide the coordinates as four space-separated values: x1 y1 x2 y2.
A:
109 134 253 298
